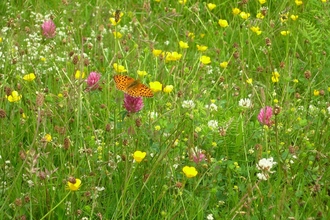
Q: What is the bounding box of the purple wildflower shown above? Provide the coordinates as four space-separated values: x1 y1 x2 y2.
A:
41 20 56 38
190 147 206 164
86 72 101 90
123 94 144 113
257 106 273 126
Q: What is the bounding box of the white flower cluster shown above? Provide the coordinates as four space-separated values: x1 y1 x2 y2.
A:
205 103 218 112
208 120 218 131
238 98 252 108
256 157 277 180
182 100 195 109
148 111 158 120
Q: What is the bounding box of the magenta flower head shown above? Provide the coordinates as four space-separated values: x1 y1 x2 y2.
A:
193 153 206 164
189 147 206 164
41 20 56 38
86 72 101 90
124 94 144 113
257 106 273 126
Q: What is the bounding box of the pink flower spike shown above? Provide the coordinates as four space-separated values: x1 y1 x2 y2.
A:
86 72 101 90
41 20 56 38
193 152 206 164
257 106 273 126
123 94 144 113
190 147 206 164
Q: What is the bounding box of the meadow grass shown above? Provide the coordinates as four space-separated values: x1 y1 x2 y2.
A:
1 0 330 219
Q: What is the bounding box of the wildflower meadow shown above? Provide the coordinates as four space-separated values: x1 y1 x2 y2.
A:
1 0 330 219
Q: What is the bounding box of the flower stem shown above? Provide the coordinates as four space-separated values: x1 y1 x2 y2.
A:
40 191 71 220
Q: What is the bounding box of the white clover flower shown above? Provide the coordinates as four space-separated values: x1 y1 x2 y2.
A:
257 157 277 171
208 120 218 131
182 100 195 109
207 66 213 74
95 186 105 191
206 214 214 220
148 111 158 120
256 157 277 180
238 98 252 108
205 103 218 112
257 173 268 181
248 148 254 154
308 104 319 116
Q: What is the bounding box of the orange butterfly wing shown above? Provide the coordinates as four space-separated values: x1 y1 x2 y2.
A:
114 75 153 98
114 75 135 91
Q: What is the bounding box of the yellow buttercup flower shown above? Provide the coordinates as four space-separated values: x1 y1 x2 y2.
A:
246 78 253 84
256 12 265 19
113 31 123 39
178 0 187 4
232 8 241 15
23 73 36 81
280 14 288 23
149 81 163 93
272 71 280 82
240 12 250 20
133 151 146 163
137 70 147 77
200 56 211 65
220 61 228 68
290 15 298 21
218 19 228 28
197 45 208 52
109 17 120 26
113 63 127 73
67 178 81 191
250 26 262 35
153 49 162 57
313 90 320 96
182 166 198 178
295 0 303 6
165 52 182 62
207 3 216 10
75 70 85 79
280 31 290 36
43 134 52 142
188 32 195 39
259 0 266 4
179 41 189 49
154 125 161 131
163 85 174 93
6 91 22 103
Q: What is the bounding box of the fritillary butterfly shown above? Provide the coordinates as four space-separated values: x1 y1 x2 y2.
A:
114 75 154 97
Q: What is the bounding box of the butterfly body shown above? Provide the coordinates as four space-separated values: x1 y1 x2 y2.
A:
115 10 121 22
114 75 153 97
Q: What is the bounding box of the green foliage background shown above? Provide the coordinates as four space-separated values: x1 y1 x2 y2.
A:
0 0 330 219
